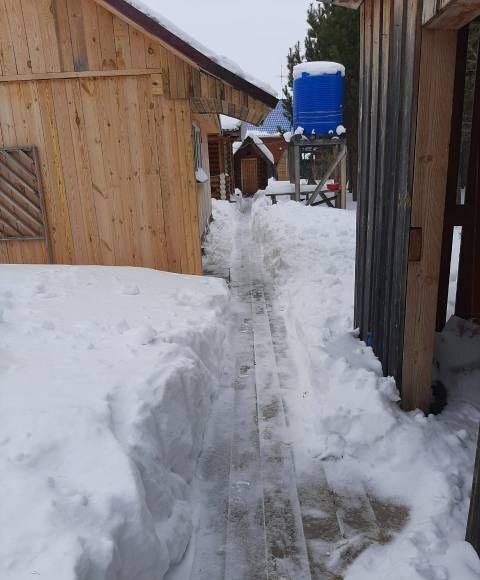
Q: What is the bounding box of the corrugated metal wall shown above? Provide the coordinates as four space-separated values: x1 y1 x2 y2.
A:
355 0 422 385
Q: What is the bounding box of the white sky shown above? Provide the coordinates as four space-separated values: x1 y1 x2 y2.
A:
141 0 314 96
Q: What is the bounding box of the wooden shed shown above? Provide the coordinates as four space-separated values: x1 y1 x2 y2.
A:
0 0 277 275
328 0 480 410
234 136 275 195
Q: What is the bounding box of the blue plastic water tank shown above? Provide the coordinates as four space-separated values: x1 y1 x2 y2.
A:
293 62 345 136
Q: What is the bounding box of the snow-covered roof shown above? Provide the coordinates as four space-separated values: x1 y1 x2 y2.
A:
242 101 292 135
234 135 275 165
293 61 346 80
109 1 277 102
220 115 242 132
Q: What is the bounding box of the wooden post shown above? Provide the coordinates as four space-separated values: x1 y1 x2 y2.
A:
340 148 347 209
294 136 301 202
402 29 458 412
467 426 480 556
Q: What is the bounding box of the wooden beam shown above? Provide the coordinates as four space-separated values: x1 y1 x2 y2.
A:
402 29 458 412
424 0 480 29
190 97 271 124
0 68 161 83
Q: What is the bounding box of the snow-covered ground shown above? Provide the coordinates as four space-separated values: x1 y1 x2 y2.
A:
0 266 230 580
205 195 480 579
1 197 478 580
250 197 480 579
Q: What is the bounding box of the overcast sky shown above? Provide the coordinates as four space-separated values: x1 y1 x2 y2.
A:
142 0 314 96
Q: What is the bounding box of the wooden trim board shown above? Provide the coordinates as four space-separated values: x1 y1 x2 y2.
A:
402 28 458 411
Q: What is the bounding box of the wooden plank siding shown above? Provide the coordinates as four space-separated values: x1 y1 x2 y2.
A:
0 0 274 272
354 0 422 390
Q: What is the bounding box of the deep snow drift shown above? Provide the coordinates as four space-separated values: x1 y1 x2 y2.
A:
0 265 230 580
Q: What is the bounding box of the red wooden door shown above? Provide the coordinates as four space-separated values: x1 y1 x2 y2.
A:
241 158 258 195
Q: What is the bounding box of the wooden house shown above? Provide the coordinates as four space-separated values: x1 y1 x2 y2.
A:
242 100 292 182
330 0 480 551
0 0 277 275
328 0 480 411
208 121 240 201
234 136 275 195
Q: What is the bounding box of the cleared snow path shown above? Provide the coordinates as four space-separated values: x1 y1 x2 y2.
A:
177 206 312 580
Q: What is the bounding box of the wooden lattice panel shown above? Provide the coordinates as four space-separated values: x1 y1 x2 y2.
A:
0 147 48 241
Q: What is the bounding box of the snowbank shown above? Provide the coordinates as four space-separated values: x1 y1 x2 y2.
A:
293 61 346 79
202 200 237 276
0 265 230 580
251 198 480 580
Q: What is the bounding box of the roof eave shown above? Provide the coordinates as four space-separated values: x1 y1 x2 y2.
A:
100 0 278 108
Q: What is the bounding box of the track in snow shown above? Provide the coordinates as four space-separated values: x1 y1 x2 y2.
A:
177 205 407 580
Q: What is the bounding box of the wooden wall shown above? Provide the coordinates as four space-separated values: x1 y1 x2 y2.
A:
355 0 422 388
0 0 272 273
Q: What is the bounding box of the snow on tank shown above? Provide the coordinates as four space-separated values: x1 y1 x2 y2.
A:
293 61 346 80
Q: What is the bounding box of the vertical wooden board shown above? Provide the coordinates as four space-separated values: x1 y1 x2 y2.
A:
389 0 422 380
154 96 186 272
129 27 146 69
19 239 49 263
354 1 365 329
51 0 75 72
81 0 103 71
402 30 457 411
4 0 32 74
0 240 10 262
0 83 17 146
64 79 101 263
66 0 89 71
37 80 74 263
20 0 46 73
371 0 392 357
36 0 62 72
94 78 131 264
362 0 381 342
167 51 179 98
96 4 117 70
174 100 201 273
78 78 115 264
124 76 154 267
50 80 91 263
357 0 372 337
145 38 163 69
0 0 17 75
115 77 141 265
113 16 132 70
134 76 169 269
378 0 405 370
18 82 53 263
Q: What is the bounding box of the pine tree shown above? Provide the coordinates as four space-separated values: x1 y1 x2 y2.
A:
283 4 360 196
282 42 302 124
